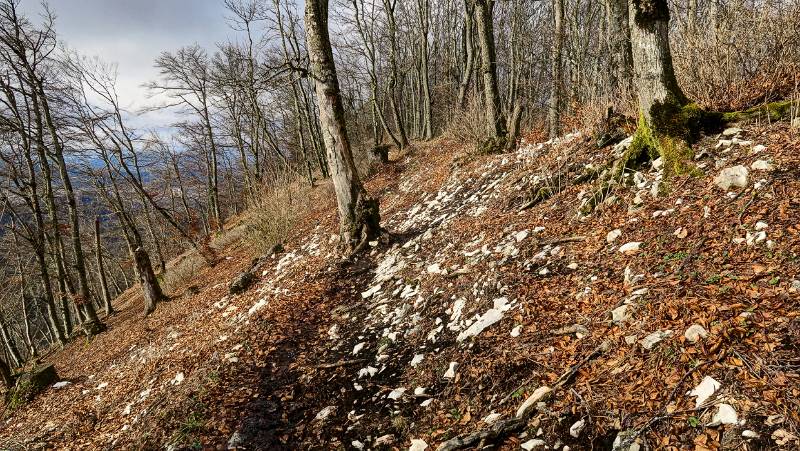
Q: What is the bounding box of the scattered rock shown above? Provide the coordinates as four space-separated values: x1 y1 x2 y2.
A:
751 159 774 171
569 419 586 438
229 271 256 294
612 305 631 324
640 330 672 350
511 325 523 337
689 376 721 407
444 362 458 379
607 229 622 243
684 324 708 343
52 381 71 389
521 439 546 450
228 431 244 449
772 429 798 446
483 413 502 425
618 242 642 255
410 354 425 367
714 166 748 190
409 439 428 451
352 342 366 355
708 403 738 426
170 372 184 385
722 127 742 136
388 387 406 400
315 406 336 421
515 386 552 418
375 434 395 446
742 430 760 439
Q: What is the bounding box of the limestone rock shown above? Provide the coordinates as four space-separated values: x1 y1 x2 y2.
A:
684 324 708 343
515 386 552 418
714 166 748 190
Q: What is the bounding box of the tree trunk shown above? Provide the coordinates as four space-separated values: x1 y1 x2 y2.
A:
457 0 476 109
305 0 381 252
0 319 22 368
417 0 434 140
628 0 686 122
608 0 633 93
94 217 114 315
135 247 166 316
472 0 506 139
0 358 13 388
548 0 565 139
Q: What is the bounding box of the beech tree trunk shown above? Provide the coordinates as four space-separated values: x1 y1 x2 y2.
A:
456 0 476 109
305 0 381 251
628 0 686 121
94 217 114 315
548 0 565 139
606 0 633 96
472 0 506 139
0 358 12 388
135 247 166 316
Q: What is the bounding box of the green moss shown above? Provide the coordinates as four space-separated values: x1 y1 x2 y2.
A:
722 100 793 123
628 112 698 181
475 135 510 155
7 381 33 410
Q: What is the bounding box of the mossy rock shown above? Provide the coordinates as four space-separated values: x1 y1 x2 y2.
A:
475 135 510 155
7 364 60 408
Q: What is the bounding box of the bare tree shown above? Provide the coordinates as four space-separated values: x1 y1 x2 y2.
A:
305 0 382 252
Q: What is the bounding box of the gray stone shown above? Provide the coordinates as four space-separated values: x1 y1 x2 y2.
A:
714 166 748 190
684 324 708 343
229 271 256 294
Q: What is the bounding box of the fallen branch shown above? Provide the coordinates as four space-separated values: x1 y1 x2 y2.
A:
309 359 366 369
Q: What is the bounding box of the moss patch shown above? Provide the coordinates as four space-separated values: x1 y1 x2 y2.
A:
721 100 794 123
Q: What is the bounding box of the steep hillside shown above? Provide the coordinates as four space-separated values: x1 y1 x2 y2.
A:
1 123 799 450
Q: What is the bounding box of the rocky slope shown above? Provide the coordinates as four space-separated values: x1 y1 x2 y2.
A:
1 123 799 450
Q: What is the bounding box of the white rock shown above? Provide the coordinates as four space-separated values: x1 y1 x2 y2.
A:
619 242 642 255
483 413 502 425
607 229 622 243
511 325 523 337
248 298 268 315
409 439 429 451
97 382 109 390
570 419 586 438
708 403 738 426
388 387 406 400
612 305 631 324
444 362 458 379
414 387 426 396
521 439 546 450
640 330 672 350
755 221 768 230
684 324 708 343
742 430 760 439
420 399 434 407
374 435 395 446
171 372 185 385
361 283 382 298
456 300 509 342
315 406 335 421
751 159 774 171
352 342 366 355
352 440 365 450
514 230 529 242
714 166 748 190
358 366 378 378
53 381 71 389
410 354 425 367
515 386 552 418
567 263 578 270
722 127 742 136
689 376 721 407
426 263 442 274
752 144 766 153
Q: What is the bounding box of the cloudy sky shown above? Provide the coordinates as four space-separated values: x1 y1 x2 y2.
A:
20 0 235 126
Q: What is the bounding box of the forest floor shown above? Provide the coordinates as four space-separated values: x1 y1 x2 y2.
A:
1 121 799 451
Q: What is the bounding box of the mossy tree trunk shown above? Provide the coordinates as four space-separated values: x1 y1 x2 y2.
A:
306 0 382 253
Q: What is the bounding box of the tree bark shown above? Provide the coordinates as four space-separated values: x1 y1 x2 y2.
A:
94 217 114 315
417 0 434 140
135 247 166 316
606 0 633 97
628 0 686 121
472 0 506 139
305 0 381 251
548 0 565 139
456 0 476 109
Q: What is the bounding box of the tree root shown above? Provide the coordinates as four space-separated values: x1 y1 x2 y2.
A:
518 163 605 211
